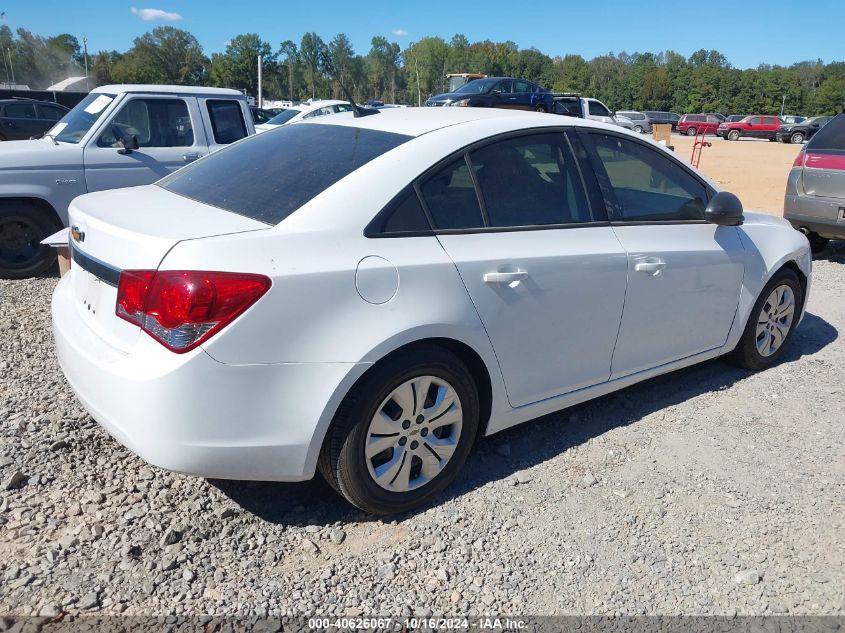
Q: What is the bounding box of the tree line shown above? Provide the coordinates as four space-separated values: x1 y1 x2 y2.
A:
2 25 843 116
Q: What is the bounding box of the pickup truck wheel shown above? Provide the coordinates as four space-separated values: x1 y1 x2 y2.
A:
790 132 805 144
0 203 60 279
807 232 829 254
727 130 741 141
686 127 697 136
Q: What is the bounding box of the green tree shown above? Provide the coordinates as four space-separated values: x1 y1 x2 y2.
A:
210 33 274 96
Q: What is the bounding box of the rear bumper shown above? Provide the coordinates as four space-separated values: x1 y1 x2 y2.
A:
52 275 367 481
784 192 845 240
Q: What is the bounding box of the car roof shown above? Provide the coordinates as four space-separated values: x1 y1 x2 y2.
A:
93 84 244 97
300 106 632 138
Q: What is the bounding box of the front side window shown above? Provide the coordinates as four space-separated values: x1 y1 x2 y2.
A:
98 98 192 148
588 101 611 117
469 134 591 227
493 80 513 93
206 100 247 144
420 158 484 230
160 124 411 225
590 133 709 222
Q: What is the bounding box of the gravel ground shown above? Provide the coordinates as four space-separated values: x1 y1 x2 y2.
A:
1 245 844 619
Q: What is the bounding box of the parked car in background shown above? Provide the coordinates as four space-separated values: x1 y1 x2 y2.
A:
254 100 353 132
0 85 254 278
425 77 554 112
613 114 636 131
717 115 782 141
551 94 621 127
777 116 833 144
0 98 69 140
53 108 811 515
725 115 746 123
616 111 652 133
784 113 845 253
644 111 681 130
782 115 806 124
677 114 722 136
250 107 277 125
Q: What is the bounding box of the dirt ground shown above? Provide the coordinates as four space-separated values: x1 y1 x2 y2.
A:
666 134 800 216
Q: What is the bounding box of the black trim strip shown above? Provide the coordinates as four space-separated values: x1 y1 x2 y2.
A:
70 242 121 287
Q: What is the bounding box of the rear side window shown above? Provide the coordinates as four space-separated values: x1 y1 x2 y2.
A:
469 134 591 227
160 124 412 225
590 133 709 222
806 114 845 152
420 158 484 230
206 100 248 144
367 187 431 236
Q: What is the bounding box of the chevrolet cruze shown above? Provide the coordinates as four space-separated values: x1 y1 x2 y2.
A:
52 108 812 515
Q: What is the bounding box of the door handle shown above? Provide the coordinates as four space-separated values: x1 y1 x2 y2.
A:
634 259 667 276
182 154 201 163
484 271 528 285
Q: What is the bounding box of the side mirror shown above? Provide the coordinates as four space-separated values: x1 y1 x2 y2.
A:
705 191 744 226
117 134 139 155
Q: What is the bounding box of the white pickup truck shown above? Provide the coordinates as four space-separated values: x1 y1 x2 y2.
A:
551 93 635 129
0 84 254 278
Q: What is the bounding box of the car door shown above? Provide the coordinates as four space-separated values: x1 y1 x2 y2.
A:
490 79 515 109
746 116 763 137
762 116 779 139
509 80 534 110
582 131 745 378
422 131 629 407
83 95 207 193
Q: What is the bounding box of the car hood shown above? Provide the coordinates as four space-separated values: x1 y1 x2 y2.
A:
742 210 792 229
426 92 467 104
0 138 82 169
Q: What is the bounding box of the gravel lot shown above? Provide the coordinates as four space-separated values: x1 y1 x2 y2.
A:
1 245 844 619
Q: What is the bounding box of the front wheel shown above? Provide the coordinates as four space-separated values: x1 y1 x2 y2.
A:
319 347 479 515
686 127 697 136
731 268 802 370
0 202 60 279
727 130 741 141
534 104 547 113
790 132 805 144
634 125 643 134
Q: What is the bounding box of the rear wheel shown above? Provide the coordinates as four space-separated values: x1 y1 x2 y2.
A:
633 125 643 134
727 129 741 141
807 232 829 254
318 346 479 515
534 104 547 113
686 127 697 136
731 268 802 370
0 202 60 279
790 132 805 144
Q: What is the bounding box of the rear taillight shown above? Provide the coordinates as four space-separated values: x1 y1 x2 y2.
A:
793 151 805 168
116 270 271 353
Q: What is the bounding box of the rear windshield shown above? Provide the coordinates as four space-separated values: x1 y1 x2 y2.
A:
806 114 845 152
159 123 412 224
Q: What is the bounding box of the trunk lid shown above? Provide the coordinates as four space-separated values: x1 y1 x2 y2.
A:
67 184 268 351
801 114 845 200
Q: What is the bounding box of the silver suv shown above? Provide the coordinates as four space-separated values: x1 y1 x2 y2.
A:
784 113 845 253
616 110 652 133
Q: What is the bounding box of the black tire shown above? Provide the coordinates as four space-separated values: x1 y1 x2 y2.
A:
633 125 643 134
0 201 60 279
534 104 547 113
730 268 803 371
790 132 805 144
807 232 829 254
727 129 741 141
686 127 697 136
318 346 479 515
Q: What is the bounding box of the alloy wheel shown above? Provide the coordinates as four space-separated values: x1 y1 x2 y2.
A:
364 375 463 493
755 284 795 357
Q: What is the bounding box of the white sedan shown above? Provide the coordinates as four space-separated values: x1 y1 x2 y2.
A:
254 99 353 133
52 108 811 515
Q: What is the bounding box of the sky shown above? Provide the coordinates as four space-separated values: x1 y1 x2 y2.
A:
2 0 844 70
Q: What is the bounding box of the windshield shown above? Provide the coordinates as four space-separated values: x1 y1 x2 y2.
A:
160 123 412 225
265 109 301 125
454 79 499 95
49 93 116 144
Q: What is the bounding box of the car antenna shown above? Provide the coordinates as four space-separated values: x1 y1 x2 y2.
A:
319 50 379 118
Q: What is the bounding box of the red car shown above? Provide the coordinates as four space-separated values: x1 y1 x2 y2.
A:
676 113 723 136
717 115 783 141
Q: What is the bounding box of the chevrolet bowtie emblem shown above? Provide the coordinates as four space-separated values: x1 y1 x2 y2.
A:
70 225 85 243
